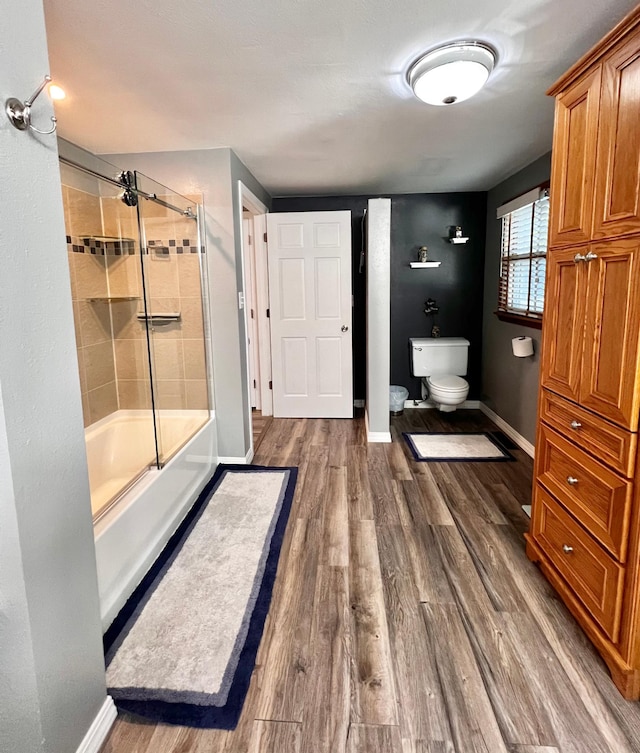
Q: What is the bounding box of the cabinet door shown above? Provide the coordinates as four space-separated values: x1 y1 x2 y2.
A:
549 68 601 247
540 246 587 403
594 30 640 240
581 237 640 429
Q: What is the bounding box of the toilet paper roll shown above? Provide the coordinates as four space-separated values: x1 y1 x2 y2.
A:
512 336 534 357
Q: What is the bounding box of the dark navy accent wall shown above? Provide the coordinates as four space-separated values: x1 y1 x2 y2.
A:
272 193 487 401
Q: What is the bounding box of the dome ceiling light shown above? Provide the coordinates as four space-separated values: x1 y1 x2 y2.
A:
407 41 496 106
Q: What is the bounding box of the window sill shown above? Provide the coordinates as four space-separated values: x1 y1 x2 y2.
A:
494 310 543 329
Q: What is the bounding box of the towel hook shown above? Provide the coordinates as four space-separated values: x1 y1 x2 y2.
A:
5 75 63 135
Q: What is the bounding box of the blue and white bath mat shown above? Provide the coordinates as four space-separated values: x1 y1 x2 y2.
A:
403 431 514 462
103 463 297 729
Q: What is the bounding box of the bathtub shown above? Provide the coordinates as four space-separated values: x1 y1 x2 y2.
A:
91 409 218 629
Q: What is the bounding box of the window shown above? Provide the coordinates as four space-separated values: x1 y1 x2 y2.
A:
496 185 550 327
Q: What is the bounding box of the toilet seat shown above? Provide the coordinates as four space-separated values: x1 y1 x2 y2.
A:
427 374 468 393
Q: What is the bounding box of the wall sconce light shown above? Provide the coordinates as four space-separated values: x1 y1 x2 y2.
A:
5 75 65 135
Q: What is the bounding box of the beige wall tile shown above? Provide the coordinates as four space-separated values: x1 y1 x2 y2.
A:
143 253 179 298
76 347 87 394
117 379 152 410
81 392 91 428
114 339 149 381
67 251 79 300
111 301 145 340
72 300 82 347
145 297 181 340
78 300 112 347
106 255 141 297
88 381 118 425
73 253 108 299
151 339 184 380
101 197 138 241
183 338 207 380
177 254 203 298
180 297 205 339
154 379 186 410
83 340 116 391
185 379 209 410
65 186 103 238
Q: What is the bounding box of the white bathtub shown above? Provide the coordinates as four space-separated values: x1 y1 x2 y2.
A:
91 410 218 629
85 409 211 518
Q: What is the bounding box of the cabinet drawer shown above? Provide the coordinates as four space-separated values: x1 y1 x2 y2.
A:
536 423 632 560
540 390 636 478
531 486 624 642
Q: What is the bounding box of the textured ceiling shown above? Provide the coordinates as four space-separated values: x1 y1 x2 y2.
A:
43 0 636 196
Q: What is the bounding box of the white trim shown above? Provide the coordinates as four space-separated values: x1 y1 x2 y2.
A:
365 409 392 443
218 446 254 465
479 402 535 457
354 399 365 408
522 504 532 518
75 696 117 753
404 399 481 410
496 186 543 218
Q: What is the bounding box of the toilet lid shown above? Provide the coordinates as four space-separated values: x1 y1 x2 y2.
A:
428 375 468 392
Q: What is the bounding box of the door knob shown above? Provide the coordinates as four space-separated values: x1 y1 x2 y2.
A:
341 325 349 332
574 253 586 262
570 420 582 429
562 544 574 554
567 476 579 485
585 251 598 262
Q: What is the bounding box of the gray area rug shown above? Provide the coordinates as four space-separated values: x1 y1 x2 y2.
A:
403 431 514 462
103 463 297 729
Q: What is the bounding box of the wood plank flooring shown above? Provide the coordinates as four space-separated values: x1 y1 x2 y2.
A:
100 409 640 753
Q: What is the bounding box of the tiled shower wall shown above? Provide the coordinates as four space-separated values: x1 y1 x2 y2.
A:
63 185 208 427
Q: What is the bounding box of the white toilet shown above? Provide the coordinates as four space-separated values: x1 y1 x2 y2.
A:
410 337 470 412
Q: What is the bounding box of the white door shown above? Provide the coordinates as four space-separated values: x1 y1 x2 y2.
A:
242 217 261 409
267 211 353 418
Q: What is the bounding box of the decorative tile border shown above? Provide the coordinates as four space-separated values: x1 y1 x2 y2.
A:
67 235 136 256
67 236 205 255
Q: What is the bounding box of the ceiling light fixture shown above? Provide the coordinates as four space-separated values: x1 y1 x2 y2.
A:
408 41 496 106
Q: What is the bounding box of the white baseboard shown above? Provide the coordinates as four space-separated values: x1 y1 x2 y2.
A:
75 696 117 753
404 399 481 410
218 446 254 464
479 403 535 458
364 409 392 443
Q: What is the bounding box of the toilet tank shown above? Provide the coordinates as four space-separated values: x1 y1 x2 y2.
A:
410 337 470 377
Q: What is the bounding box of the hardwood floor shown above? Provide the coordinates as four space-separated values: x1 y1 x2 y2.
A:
101 410 640 753
252 410 273 454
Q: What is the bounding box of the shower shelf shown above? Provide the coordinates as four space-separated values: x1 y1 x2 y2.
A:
136 312 181 323
86 296 139 303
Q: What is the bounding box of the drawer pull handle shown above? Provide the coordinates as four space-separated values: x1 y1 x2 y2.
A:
570 420 582 429
567 476 579 485
562 544 574 554
574 253 586 263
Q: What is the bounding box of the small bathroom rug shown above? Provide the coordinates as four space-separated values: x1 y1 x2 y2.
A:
403 431 514 462
103 463 297 730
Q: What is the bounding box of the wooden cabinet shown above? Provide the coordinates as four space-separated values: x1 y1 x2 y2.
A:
541 237 640 430
548 70 601 247
527 6 640 700
594 29 640 240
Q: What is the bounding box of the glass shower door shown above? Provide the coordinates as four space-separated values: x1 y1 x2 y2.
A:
134 171 211 465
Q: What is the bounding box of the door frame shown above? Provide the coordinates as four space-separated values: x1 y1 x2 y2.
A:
236 183 272 443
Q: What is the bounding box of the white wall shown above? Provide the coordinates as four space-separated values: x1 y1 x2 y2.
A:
105 148 270 460
366 199 392 441
0 2 109 751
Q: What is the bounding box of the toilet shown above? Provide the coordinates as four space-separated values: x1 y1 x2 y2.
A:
410 337 470 412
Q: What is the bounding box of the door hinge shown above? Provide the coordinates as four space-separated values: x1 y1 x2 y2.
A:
251 308 254 319
248 235 252 246
269 380 273 390
253 379 256 388
266 308 270 318
263 232 268 243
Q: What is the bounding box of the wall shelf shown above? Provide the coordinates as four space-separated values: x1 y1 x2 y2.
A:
86 296 139 303
409 261 442 268
448 237 469 244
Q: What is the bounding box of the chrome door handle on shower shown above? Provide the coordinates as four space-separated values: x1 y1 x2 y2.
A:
341 325 349 332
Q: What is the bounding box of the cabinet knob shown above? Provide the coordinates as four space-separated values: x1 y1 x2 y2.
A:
585 251 599 262
574 253 586 263
570 420 582 429
562 544 574 554
567 476 579 485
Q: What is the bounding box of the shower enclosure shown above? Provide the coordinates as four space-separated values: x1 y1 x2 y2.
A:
60 152 211 520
